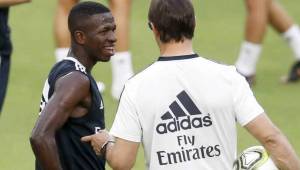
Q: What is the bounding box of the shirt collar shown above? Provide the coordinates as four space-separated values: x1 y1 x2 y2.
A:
157 54 198 61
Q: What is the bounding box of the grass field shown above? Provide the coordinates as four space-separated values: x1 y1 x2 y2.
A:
0 0 299 169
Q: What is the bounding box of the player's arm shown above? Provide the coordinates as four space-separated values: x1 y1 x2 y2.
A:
245 113 300 170
81 132 139 170
30 72 90 170
82 84 140 169
0 0 31 7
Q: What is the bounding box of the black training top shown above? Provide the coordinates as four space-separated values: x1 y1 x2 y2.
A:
0 7 12 56
36 57 106 170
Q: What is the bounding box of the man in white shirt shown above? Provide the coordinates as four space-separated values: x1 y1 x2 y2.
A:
81 0 300 169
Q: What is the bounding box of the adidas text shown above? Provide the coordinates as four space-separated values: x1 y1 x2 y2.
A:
156 115 212 134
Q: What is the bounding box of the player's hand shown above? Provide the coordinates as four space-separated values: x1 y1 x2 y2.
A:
81 130 110 156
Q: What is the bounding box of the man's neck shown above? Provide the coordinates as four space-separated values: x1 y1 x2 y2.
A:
70 46 95 72
159 39 194 57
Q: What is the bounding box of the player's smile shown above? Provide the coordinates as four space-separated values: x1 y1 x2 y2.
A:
101 42 115 58
103 44 115 54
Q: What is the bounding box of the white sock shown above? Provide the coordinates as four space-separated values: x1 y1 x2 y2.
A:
235 41 262 76
111 51 134 100
55 48 69 62
282 25 300 60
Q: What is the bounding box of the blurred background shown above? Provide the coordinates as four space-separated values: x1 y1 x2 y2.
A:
0 0 299 169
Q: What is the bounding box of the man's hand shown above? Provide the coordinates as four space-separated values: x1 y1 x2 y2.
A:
82 131 139 170
81 130 111 156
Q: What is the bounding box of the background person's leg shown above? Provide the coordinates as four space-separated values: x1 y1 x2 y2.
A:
53 0 78 62
268 1 300 82
268 1 293 33
235 0 271 85
109 0 134 100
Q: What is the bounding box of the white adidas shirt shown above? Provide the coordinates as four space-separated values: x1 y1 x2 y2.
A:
110 54 264 170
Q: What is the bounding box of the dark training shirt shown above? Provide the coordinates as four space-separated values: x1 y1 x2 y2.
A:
36 57 106 170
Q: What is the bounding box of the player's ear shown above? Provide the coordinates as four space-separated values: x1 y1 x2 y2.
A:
74 30 86 45
151 24 160 37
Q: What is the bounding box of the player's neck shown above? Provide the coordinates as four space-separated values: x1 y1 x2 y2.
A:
69 47 95 72
159 39 194 57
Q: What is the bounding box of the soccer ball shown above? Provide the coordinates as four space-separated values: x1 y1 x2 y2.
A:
233 146 278 170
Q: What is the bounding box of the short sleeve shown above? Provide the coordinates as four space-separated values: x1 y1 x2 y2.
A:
232 69 264 126
109 84 142 142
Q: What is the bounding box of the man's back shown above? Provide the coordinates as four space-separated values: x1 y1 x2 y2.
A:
110 54 264 170
81 0 300 168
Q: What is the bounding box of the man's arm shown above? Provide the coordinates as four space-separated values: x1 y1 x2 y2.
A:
81 132 139 170
245 113 300 170
0 0 31 7
81 82 140 170
30 72 90 170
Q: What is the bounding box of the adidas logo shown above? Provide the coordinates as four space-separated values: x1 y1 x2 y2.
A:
156 90 212 134
161 91 202 120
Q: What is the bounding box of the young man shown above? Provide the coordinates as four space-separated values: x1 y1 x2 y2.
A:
54 0 133 99
235 0 300 85
30 2 116 170
0 0 31 114
81 0 300 170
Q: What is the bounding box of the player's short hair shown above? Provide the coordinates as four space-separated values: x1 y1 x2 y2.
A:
68 1 110 38
148 0 195 43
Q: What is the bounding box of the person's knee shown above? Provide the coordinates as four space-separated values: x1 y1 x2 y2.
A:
109 0 131 4
57 0 79 11
109 0 131 8
245 0 272 13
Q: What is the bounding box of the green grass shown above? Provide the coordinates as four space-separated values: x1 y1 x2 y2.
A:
0 0 299 169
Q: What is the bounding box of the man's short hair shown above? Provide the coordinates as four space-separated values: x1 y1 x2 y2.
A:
68 1 110 38
148 0 195 43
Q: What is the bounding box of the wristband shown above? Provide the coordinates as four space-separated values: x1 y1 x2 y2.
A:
100 138 115 158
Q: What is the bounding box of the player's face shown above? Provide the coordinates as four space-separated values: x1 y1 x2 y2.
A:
84 13 116 62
